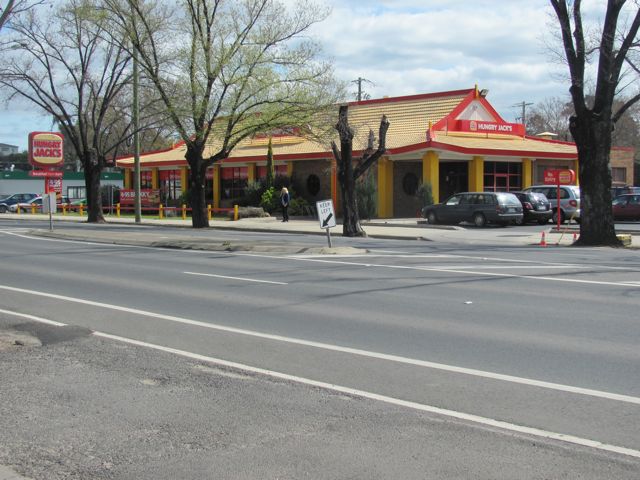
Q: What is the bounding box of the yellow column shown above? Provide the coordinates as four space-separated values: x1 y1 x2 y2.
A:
247 163 256 185
573 159 580 185
469 156 484 192
422 151 440 203
212 165 220 209
522 158 533 188
151 168 159 189
377 156 393 218
180 166 188 194
124 169 132 189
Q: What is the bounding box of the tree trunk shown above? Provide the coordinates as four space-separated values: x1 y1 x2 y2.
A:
341 167 366 237
84 155 104 223
186 146 209 228
570 114 621 246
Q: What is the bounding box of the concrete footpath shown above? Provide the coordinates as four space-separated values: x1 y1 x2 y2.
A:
2 212 636 250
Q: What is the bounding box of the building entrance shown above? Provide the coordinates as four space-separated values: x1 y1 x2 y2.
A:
439 162 468 200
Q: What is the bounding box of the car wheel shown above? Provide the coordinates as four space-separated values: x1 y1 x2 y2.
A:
552 209 565 224
514 216 524 226
473 212 486 227
426 211 438 225
0 205 6 213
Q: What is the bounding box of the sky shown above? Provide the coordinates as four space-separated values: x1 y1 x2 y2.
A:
0 0 606 151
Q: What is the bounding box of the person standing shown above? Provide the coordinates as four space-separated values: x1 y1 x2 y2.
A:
280 187 290 222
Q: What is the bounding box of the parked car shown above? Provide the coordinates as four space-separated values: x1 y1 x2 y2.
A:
612 194 640 221
422 192 523 227
611 186 640 198
0 193 39 213
511 191 553 225
522 185 581 224
9 195 70 213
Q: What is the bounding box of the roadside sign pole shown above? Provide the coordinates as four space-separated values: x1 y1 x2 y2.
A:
316 199 337 248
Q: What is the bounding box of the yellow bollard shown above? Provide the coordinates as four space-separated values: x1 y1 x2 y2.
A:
182 204 186 220
31 204 36 214
79 204 84 216
159 204 164 219
116 203 120 217
62 204 67 216
207 204 212 222
16 205 20 214
234 204 239 221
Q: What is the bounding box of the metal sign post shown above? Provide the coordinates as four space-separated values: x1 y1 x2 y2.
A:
316 199 337 248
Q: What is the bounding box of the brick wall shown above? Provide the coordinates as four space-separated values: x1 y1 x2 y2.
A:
291 159 333 203
610 148 635 185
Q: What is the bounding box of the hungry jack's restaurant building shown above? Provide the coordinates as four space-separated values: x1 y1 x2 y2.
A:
117 87 635 218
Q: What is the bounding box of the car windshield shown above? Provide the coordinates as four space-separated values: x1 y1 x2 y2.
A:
496 193 521 206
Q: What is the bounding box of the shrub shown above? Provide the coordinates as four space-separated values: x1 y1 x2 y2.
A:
239 181 266 207
416 182 434 207
356 173 377 220
260 187 279 213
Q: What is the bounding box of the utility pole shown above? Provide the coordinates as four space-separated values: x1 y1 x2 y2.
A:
512 101 533 128
351 77 374 101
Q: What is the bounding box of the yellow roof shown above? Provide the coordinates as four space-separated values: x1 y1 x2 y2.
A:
117 89 472 166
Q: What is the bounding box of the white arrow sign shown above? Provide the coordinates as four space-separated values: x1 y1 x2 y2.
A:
316 199 336 229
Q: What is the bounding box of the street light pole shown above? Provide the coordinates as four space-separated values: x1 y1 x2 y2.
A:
133 44 141 223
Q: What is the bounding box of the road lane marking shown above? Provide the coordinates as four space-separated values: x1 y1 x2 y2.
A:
184 271 288 285
2 305 639 460
0 284 638 407
280 257 640 288
0 308 67 326
93 332 640 460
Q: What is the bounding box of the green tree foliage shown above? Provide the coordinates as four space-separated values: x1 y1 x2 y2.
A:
105 0 342 228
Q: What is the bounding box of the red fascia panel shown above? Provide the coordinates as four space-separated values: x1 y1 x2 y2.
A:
118 160 189 169
349 88 474 107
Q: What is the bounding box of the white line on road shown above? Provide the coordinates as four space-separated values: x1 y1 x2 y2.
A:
184 271 288 285
0 308 67 326
2 306 640 459
92 332 640 460
0 284 638 406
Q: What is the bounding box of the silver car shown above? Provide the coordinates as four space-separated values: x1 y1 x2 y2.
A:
522 185 581 224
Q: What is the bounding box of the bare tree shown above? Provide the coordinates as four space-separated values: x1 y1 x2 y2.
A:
0 0 163 222
0 0 44 31
331 105 389 237
526 96 573 140
106 0 341 228
549 0 640 246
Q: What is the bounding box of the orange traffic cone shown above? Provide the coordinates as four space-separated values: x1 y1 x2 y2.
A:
540 231 547 247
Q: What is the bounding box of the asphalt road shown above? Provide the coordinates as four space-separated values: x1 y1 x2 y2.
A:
1 219 639 479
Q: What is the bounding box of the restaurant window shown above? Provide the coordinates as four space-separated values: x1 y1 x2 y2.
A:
483 162 521 192
67 186 85 200
612 167 627 184
141 171 153 189
256 165 288 181
159 169 181 204
221 167 248 199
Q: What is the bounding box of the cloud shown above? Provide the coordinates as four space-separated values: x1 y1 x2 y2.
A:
313 0 570 120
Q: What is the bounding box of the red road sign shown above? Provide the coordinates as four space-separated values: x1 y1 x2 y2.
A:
543 169 575 185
